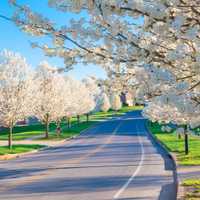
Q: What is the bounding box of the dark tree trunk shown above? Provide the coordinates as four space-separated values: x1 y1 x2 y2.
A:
67 117 71 128
56 120 61 136
8 125 13 149
86 113 89 122
44 114 49 138
184 125 189 155
45 122 49 138
77 115 80 124
45 120 49 139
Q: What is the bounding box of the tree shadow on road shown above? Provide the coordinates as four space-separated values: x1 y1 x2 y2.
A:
0 168 46 180
146 126 177 200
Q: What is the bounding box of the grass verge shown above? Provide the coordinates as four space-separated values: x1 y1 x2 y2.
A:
182 179 200 200
148 122 200 166
39 121 96 140
0 144 45 155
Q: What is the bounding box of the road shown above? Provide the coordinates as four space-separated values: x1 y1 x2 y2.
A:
0 111 176 200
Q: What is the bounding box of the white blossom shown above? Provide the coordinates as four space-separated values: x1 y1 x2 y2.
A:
100 93 111 112
110 94 122 111
0 50 34 147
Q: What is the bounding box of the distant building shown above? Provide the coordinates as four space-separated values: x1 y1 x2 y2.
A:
16 119 27 126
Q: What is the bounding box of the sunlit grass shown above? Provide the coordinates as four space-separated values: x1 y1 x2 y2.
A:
183 179 200 187
149 122 200 165
182 179 200 200
39 121 96 140
0 144 45 155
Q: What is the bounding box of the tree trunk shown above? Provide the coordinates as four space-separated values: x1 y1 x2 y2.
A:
8 125 13 149
56 120 61 136
86 113 89 122
67 117 71 129
77 115 80 124
45 121 49 138
44 114 49 138
184 125 189 155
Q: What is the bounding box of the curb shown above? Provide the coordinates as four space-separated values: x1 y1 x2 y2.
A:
145 122 178 200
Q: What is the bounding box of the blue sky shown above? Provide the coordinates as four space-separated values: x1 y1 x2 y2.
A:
0 0 107 80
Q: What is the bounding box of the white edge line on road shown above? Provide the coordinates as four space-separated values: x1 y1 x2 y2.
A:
113 122 145 199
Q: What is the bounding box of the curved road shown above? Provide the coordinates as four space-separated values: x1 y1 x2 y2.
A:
0 111 176 200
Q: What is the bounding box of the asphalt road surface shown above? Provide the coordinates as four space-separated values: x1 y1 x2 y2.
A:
0 111 176 200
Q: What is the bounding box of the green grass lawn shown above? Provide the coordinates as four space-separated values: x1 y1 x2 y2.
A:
0 144 45 155
39 121 96 140
0 105 142 141
89 105 142 120
183 179 200 186
182 179 200 200
149 122 200 165
118 105 144 113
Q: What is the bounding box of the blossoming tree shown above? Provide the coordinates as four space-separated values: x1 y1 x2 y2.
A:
111 94 122 111
6 1 200 91
143 82 200 154
3 0 200 138
100 93 111 112
34 61 68 138
0 50 34 148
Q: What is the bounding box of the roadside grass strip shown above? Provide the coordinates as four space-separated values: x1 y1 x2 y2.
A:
39 121 96 140
148 122 200 166
182 179 200 200
0 144 45 155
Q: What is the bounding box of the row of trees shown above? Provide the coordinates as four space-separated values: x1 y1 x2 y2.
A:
3 0 199 153
0 50 97 148
0 49 123 148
